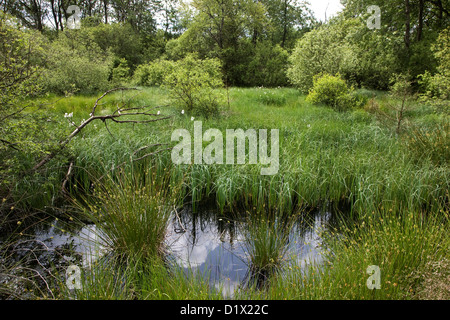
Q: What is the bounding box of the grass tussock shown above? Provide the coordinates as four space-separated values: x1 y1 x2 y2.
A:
76 164 181 260
239 208 449 300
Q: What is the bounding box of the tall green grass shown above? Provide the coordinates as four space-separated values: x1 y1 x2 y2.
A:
237 207 449 300
75 164 181 260
242 210 296 284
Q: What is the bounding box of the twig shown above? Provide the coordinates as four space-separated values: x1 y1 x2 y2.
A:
173 205 186 233
0 138 20 151
91 87 138 116
61 161 74 195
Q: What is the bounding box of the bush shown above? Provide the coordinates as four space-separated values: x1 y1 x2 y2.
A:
245 42 289 87
162 54 224 118
287 19 358 93
418 27 450 110
42 30 114 94
287 17 400 92
132 59 176 87
111 58 131 86
306 73 362 111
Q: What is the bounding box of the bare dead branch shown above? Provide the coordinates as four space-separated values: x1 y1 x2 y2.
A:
61 161 74 195
32 88 172 172
91 87 139 116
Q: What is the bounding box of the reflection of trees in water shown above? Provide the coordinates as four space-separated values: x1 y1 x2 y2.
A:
170 201 346 291
171 202 343 250
171 203 241 250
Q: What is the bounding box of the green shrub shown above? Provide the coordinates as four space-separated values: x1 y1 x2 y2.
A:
162 54 224 118
42 31 114 94
418 28 450 111
287 18 400 93
133 59 176 87
306 73 361 111
111 58 131 86
246 42 289 87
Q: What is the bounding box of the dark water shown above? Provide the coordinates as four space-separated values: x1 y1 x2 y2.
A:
165 205 335 296
1 205 338 298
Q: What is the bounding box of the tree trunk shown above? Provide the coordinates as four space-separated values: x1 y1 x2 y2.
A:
404 0 411 49
104 0 108 23
417 0 424 41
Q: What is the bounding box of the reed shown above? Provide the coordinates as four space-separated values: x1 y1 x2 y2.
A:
242 210 297 287
238 207 449 300
75 164 180 260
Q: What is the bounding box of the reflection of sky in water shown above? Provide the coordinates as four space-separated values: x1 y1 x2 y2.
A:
166 207 332 297
27 220 107 268
12 207 333 297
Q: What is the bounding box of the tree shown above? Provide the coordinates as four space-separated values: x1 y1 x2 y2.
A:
110 0 158 34
2 0 47 31
287 17 400 92
261 0 316 49
341 0 450 78
0 12 48 190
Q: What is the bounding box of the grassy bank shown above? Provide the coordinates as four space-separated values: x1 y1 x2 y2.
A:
57 87 448 215
2 86 448 300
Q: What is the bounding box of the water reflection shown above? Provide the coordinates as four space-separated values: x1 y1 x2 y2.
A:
2 204 338 298
166 205 335 297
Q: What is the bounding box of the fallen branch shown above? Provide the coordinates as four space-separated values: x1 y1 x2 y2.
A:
32 88 172 172
61 161 74 195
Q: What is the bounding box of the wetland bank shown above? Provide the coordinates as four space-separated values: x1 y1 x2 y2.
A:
1 2 449 299
1 87 448 300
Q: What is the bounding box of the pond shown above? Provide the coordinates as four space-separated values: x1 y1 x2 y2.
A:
166 204 336 297
0 203 340 298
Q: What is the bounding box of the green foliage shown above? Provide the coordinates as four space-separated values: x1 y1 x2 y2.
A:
245 42 289 87
418 27 450 109
0 12 64 197
287 17 400 92
86 22 145 69
306 73 364 111
162 54 224 117
42 30 114 95
133 59 176 87
111 58 131 86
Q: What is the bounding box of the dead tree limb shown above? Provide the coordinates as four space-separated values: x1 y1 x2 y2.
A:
32 88 172 172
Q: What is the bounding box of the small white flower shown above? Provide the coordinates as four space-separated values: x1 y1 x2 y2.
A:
181 110 185 114
307 124 311 128
191 116 195 121
64 112 73 118
157 110 161 115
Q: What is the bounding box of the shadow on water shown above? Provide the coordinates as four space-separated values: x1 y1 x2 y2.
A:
165 202 342 297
